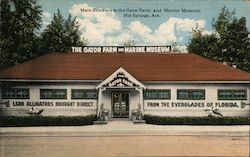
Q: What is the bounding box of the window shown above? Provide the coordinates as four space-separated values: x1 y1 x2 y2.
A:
218 89 247 100
71 89 97 99
144 90 171 99
177 89 205 100
40 89 67 99
2 88 29 99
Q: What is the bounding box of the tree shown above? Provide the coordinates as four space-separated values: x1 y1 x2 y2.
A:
40 10 86 54
122 39 136 46
0 0 42 70
187 26 220 59
187 7 250 72
172 41 184 52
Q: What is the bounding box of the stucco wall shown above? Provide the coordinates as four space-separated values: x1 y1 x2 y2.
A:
144 83 250 117
0 83 98 116
0 82 249 117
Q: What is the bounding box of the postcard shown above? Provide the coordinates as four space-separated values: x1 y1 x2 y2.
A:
0 0 249 157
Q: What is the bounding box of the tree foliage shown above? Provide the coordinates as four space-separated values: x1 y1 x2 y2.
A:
122 39 136 46
40 10 86 54
0 0 42 70
187 7 250 72
0 4 86 70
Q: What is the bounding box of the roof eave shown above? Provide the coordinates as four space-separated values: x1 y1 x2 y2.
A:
0 79 249 84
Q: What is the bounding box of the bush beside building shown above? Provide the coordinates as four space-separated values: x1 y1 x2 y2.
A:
0 115 97 127
144 115 250 125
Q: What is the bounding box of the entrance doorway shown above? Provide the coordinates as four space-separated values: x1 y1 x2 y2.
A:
112 92 129 118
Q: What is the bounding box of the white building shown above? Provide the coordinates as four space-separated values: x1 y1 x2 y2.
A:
0 49 249 118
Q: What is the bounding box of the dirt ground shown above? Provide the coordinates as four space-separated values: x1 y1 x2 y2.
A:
1 135 249 157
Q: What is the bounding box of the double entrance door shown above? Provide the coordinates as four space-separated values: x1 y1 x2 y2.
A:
112 92 129 118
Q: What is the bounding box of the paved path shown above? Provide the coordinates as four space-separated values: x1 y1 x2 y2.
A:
1 121 249 136
1 122 249 156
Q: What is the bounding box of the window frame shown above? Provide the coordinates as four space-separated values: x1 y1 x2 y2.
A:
71 89 97 99
218 89 247 100
177 89 205 100
2 88 30 99
144 89 171 100
40 89 67 99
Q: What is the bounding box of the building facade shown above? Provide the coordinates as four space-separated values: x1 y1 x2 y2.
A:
0 50 249 118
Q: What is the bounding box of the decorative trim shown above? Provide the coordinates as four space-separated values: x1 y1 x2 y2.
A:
96 67 146 89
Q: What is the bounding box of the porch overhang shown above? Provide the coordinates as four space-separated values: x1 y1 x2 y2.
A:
95 67 146 89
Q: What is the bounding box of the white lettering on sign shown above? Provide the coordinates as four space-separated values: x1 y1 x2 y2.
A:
83 47 102 53
124 46 145 52
146 46 170 53
103 47 117 52
71 46 171 53
71 46 82 53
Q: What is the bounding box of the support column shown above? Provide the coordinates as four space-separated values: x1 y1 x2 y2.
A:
139 88 144 115
97 87 105 116
136 87 144 115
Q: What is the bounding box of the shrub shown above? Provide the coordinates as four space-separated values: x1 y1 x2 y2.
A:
144 115 250 125
0 115 97 127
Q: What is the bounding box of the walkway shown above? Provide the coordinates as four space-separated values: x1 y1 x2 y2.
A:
1 121 249 137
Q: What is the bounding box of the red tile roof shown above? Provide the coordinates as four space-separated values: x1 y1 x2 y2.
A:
0 52 249 81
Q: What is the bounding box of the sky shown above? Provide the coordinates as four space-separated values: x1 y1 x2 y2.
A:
38 0 250 51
